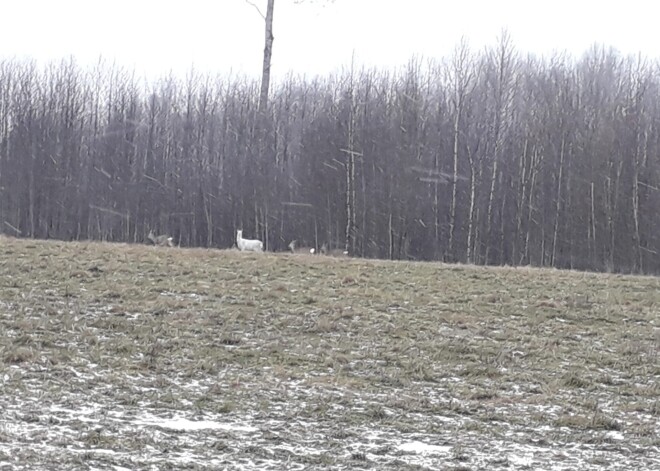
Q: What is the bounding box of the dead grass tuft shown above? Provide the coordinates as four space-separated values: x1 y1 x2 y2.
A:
3 347 37 364
561 371 593 389
556 412 623 431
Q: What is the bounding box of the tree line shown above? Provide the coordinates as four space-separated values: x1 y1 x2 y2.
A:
1 39 659 274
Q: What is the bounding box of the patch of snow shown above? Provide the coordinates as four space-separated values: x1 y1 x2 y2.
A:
509 453 534 466
397 441 452 455
606 431 624 441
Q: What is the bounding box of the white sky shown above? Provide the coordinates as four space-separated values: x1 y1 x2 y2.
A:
1 0 659 81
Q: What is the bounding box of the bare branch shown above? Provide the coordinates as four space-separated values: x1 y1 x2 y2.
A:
282 202 314 208
4 221 21 235
245 0 265 19
89 205 129 220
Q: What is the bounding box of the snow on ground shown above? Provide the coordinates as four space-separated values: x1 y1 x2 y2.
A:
132 415 258 433
396 440 453 454
0 365 658 470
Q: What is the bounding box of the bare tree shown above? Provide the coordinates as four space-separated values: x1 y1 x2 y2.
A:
247 0 275 114
446 39 474 260
260 0 275 114
484 31 517 264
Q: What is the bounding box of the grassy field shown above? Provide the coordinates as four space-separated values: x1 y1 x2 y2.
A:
0 235 658 470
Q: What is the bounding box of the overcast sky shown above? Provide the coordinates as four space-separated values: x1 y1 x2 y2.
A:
1 0 658 80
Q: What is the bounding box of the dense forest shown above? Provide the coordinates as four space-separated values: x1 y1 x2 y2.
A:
1 38 659 274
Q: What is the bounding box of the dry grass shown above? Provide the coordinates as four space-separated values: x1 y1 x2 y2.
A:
0 235 658 470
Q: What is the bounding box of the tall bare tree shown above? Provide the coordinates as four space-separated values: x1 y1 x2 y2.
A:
259 0 275 114
483 31 517 264
446 39 474 260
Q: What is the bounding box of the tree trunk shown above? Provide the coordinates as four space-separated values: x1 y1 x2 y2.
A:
389 212 394 260
632 128 646 272
551 136 566 267
259 0 275 115
203 191 213 247
608 162 623 271
590 181 597 266
466 143 477 264
523 148 539 265
433 153 440 256
514 138 529 264
448 101 460 258
344 92 357 253
498 179 508 264
485 158 498 262
344 147 356 253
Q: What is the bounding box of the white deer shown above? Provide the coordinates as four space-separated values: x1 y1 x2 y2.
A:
288 240 316 255
147 230 174 247
236 229 263 252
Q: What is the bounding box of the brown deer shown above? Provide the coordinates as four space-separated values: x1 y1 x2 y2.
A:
288 240 316 255
147 230 174 247
320 243 349 257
